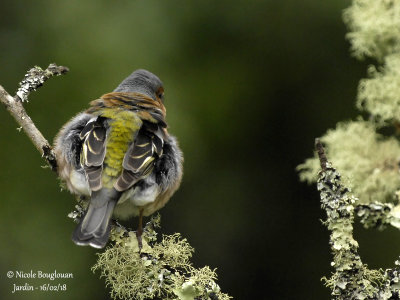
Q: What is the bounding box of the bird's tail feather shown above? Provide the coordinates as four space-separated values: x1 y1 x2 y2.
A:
72 188 120 249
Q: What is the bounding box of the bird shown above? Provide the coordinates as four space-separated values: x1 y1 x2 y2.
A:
54 69 183 249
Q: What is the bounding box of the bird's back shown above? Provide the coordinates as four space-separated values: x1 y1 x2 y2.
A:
97 108 142 187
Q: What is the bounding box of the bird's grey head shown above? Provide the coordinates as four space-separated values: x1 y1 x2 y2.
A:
113 69 164 100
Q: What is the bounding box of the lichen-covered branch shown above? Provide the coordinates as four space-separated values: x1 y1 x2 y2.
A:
0 64 69 171
16 64 69 102
315 139 383 299
316 140 400 299
298 0 400 298
72 204 231 300
70 209 231 300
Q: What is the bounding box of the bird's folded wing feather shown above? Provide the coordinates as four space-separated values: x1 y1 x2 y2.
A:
114 125 164 192
80 118 107 191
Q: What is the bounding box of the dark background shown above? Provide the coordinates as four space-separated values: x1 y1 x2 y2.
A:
1 1 399 299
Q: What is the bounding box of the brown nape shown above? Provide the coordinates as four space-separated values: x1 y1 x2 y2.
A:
86 92 166 116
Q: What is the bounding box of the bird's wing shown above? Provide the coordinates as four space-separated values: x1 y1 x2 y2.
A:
80 117 107 191
114 122 164 192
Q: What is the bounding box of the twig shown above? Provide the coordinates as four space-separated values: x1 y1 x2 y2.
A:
0 64 69 171
16 64 69 102
315 138 327 171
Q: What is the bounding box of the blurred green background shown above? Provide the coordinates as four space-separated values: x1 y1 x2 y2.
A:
1 1 399 299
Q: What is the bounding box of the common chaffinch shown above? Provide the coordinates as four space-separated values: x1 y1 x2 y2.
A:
54 69 183 249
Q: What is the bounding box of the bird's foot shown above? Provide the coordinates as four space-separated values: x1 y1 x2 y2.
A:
135 229 143 253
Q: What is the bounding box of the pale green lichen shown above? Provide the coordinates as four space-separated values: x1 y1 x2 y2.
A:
297 120 400 205
343 0 400 125
92 242 160 300
172 267 226 300
152 233 194 271
343 0 400 61
357 54 400 125
322 268 385 298
91 216 231 300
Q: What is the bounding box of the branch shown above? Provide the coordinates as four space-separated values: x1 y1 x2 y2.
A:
316 141 383 299
66 204 232 300
356 201 400 231
315 141 400 299
315 138 327 171
0 64 69 171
